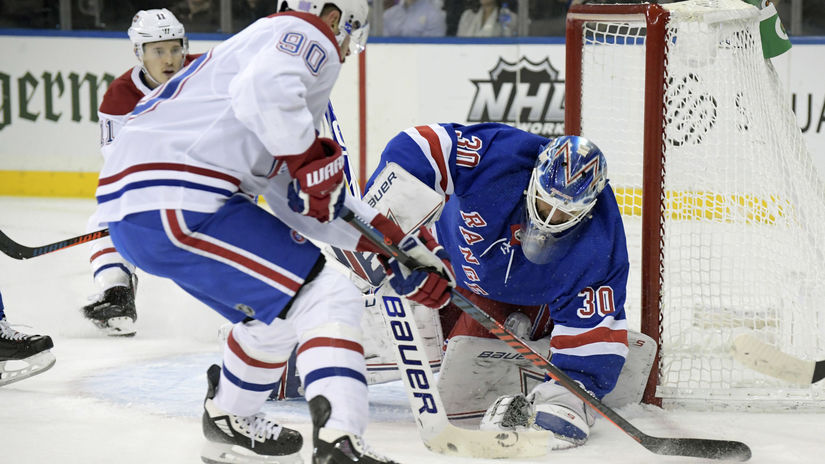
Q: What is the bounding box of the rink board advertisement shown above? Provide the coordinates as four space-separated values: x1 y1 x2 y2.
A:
0 33 824 196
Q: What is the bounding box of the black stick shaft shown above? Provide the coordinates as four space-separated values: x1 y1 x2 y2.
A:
0 229 109 260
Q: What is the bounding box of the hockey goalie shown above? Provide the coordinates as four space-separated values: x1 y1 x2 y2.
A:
350 123 656 450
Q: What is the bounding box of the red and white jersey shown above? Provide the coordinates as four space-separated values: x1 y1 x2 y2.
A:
98 55 200 149
94 12 343 227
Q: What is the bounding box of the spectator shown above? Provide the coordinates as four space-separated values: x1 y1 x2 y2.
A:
170 0 221 32
383 0 447 37
456 0 516 37
443 0 471 36
232 0 278 32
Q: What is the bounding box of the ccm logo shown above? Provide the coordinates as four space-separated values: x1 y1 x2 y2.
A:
382 295 437 414
304 156 345 187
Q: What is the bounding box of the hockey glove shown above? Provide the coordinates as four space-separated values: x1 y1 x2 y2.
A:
383 226 456 310
283 137 346 223
481 381 595 449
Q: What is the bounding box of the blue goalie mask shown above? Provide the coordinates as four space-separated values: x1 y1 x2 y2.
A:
521 136 607 264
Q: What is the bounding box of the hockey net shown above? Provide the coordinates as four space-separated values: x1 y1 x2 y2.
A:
566 0 825 409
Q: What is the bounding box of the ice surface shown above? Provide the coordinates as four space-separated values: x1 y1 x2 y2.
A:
1 197 823 463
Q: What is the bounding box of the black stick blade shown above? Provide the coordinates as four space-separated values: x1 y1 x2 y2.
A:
642 436 752 461
813 361 825 384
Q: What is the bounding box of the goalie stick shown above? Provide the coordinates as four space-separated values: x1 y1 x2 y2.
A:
732 333 825 385
0 228 109 260
341 205 753 462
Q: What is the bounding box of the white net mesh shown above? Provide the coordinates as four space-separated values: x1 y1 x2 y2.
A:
575 0 825 409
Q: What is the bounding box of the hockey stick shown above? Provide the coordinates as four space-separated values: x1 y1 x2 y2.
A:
340 205 753 462
324 101 361 196
0 228 109 260
732 333 825 385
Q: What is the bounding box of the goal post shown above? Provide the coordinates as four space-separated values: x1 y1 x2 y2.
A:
565 0 825 409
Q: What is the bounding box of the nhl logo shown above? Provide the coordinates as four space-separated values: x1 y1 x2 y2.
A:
467 57 565 137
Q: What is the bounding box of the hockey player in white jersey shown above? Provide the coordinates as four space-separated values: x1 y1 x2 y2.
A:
92 1 452 463
0 288 55 387
82 8 197 336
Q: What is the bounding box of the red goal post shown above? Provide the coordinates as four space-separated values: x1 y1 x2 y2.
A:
565 0 825 409
566 2 669 407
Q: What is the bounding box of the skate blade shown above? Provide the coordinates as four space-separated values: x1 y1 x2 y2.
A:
104 317 136 337
0 350 56 387
201 441 303 464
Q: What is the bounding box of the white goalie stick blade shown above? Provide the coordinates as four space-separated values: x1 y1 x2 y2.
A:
0 350 56 387
372 286 552 458
731 333 825 385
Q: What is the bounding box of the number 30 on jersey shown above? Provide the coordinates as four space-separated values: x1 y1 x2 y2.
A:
577 286 616 317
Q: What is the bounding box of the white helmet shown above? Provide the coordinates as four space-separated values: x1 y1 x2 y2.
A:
280 0 370 53
128 8 188 62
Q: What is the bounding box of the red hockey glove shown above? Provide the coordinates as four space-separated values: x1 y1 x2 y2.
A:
383 226 456 310
282 137 346 223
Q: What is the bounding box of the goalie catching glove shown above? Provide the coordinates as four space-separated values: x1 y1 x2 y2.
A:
357 214 456 310
481 380 596 450
281 137 347 223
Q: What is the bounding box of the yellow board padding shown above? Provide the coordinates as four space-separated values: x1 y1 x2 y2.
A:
613 186 788 224
0 171 98 198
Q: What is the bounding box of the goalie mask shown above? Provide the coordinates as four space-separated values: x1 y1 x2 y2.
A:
280 0 370 54
521 136 607 264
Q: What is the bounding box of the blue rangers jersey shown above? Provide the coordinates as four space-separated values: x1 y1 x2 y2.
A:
365 123 629 398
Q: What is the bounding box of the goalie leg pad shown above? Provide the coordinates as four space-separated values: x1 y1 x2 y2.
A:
529 381 595 448
533 403 590 446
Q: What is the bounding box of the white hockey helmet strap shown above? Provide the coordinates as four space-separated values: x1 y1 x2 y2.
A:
280 0 370 54
128 8 188 64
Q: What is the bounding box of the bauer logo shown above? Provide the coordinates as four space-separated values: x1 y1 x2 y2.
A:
382 295 438 414
467 57 565 137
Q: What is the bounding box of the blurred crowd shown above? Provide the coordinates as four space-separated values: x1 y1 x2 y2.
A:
1 0 823 36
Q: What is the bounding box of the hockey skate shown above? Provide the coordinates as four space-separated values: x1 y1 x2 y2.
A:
82 277 137 337
0 317 56 387
201 364 304 464
309 395 400 464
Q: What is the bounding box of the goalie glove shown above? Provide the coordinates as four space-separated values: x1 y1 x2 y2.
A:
481 381 596 449
281 137 346 223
